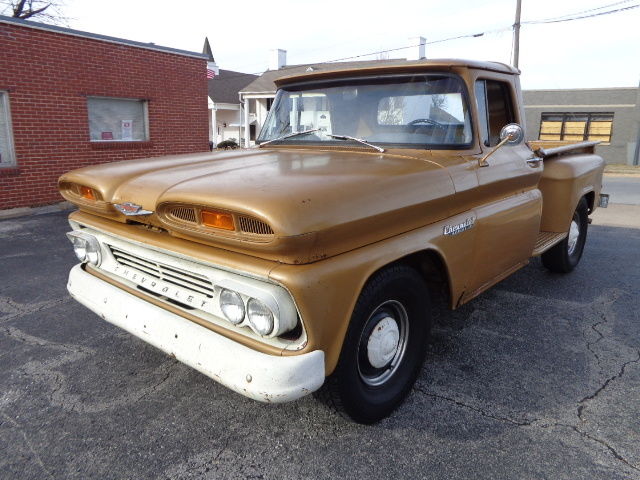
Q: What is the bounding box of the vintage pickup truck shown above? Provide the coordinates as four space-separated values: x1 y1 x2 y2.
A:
59 59 607 423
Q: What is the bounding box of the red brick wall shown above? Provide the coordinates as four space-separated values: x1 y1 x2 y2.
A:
0 22 209 210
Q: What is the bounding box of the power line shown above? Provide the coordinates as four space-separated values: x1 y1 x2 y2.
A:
321 28 508 64
210 1 639 84
527 0 636 22
211 28 509 84
524 3 639 24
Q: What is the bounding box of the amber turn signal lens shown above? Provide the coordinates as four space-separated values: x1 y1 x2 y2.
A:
79 186 96 201
201 210 235 231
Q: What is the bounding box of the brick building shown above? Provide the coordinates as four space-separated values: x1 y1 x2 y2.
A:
0 16 209 210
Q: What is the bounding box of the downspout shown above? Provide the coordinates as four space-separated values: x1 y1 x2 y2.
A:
243 97 251 148
633 81 640 165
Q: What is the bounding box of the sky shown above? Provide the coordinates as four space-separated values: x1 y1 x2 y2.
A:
7 0 640 89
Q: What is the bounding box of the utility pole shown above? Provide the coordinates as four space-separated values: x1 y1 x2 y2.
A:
513 0 522 69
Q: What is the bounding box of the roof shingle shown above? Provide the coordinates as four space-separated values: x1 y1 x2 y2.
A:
208 69 258 104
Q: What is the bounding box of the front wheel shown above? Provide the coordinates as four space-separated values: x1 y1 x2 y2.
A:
542 197 589 273
315 265 431 424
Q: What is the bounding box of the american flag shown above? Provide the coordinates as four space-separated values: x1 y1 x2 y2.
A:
207 68 216 79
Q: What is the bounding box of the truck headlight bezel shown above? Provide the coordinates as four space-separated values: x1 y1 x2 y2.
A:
66 231 102 266
215 279 298 338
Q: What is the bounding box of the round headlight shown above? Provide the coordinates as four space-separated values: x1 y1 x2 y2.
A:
70 236 88 262
84 241 101 266
66 231 101 266
247 298 274 336
219 289 245 324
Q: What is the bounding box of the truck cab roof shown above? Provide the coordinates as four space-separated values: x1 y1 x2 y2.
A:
275 58 519 87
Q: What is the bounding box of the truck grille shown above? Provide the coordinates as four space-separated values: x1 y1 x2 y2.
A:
238 216 274 235
168 206 197 224
164 205 274 236
108 246 215 297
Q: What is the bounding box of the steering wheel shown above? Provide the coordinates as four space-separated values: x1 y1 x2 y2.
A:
408 118 445 129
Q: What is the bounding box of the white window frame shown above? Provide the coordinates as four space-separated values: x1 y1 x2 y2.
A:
0 91 17 167
87 96 150 142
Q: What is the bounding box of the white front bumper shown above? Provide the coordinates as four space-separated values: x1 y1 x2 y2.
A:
67 264 325 403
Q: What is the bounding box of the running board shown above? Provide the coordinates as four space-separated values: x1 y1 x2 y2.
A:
532 231 567 256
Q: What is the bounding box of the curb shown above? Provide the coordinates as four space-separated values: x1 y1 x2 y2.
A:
0 201 74 220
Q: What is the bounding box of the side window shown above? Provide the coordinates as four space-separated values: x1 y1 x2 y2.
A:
0 91 16 167
475 82 489 146
475 80 515 147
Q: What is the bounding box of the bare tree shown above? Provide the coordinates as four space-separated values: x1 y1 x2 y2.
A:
0 0 68 25
431 94 448 110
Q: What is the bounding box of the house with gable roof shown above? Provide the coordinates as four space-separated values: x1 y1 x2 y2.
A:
204 38 257 147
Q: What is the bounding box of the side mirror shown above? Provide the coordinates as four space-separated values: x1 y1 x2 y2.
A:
479 123 524 167
499 123 524 145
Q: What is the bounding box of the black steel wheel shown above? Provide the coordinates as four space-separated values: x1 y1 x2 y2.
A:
315 265 431 424
542 197 589 273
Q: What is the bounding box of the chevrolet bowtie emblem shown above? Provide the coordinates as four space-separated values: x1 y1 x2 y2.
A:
113 202 154 216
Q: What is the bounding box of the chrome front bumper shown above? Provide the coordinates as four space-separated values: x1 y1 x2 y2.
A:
67 264 325 403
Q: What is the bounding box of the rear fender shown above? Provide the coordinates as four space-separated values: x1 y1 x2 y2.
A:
538 153 604 232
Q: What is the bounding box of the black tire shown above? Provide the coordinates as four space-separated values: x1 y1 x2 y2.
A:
542 197 589 273
315 265 431 424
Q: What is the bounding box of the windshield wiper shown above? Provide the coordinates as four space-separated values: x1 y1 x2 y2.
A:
259 128 320 147
326 134 385 153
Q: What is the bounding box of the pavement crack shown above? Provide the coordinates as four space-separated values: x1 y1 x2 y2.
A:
577 349 640 422
583 311 607 372
571 425 640 473
0 325 92 354
582 290 622 374
1 412 56 479
413 386 536 426
167 436 232 479
0 296 72 324
135 359 179 403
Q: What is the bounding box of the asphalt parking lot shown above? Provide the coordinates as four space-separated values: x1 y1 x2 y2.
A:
1 203 639 480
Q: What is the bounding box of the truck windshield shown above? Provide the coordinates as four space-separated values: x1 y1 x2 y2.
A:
257 75 473 148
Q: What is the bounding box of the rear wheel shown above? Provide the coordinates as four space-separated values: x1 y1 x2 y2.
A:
315 265 431 424
542 197 589 273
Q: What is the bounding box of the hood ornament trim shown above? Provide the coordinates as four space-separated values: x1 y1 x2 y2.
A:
113 202 154 216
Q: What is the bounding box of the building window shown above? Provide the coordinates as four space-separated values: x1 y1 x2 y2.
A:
0 91 16 167
87 97 149 141
539 112 613 143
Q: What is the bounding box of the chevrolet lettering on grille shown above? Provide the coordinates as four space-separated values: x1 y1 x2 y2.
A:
113 264 215 314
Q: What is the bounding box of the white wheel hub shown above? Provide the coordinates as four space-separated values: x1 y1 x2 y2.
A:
567 220 580 255
366 317 400 368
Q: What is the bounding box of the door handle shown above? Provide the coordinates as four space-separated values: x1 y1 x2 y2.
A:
526 157 542 168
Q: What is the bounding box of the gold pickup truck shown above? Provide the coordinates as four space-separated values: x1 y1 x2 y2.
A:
59 59 607 424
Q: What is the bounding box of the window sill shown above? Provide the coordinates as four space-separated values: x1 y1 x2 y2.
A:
90 141 153 150
0 166 21 177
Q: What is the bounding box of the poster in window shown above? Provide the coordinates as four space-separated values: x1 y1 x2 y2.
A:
121 120 133 141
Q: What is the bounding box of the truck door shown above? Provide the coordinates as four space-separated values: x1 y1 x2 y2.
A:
465 78 543 299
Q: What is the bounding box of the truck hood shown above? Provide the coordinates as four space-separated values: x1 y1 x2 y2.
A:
60 148 456 263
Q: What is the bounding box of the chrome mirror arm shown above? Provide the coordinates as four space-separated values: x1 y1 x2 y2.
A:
478 136 510 167
478 123 524 168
